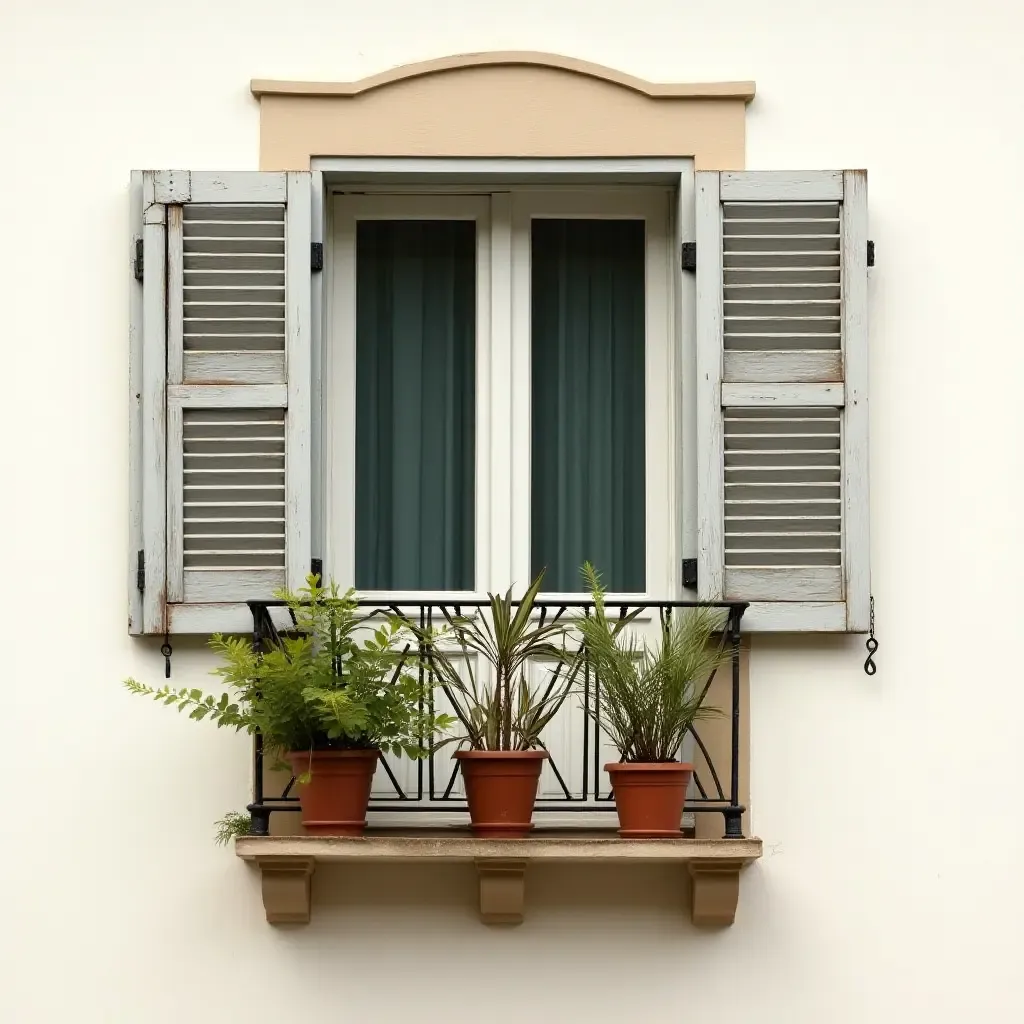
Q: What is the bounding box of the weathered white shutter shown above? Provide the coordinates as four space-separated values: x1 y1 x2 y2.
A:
696 171 869 632
130 171 312 634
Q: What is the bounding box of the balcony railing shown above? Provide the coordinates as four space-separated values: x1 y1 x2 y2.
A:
245 597 749 838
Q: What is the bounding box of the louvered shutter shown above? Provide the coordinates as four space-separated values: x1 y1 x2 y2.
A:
695 171 869 632
132 171 312 634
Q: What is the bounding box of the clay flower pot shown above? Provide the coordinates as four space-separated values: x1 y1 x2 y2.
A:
605 761 693 838
287 749 379 836
454 750 549 838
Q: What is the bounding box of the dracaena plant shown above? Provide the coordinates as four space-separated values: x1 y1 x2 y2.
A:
124 576 455 766
415 569 577 751
574 563 730 763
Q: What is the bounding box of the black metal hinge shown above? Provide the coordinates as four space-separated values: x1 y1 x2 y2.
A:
681 242 696 272
310 557 323 583
134 238 144 282
867 239 875 267
682 558 698 589
136 549 145 592
310 242 324 272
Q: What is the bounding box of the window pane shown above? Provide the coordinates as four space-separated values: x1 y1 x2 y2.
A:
531 219 646 592
355 220 475 590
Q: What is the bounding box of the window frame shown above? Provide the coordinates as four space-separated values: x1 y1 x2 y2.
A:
326 193 492 600
508 188 675 602
322 179 684 604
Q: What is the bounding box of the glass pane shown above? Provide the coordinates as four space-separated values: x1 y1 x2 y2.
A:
355 220 476 590
531 219 646 592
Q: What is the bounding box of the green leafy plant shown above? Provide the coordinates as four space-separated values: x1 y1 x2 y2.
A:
416 570 577 751
124 576 455 766
574 563 730 763
214 811 253 846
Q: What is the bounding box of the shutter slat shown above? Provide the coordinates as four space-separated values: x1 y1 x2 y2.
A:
177 203 288 384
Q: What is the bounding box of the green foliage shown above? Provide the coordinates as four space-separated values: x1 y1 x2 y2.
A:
415 570 578 751
214 811 253 846
124 576 455 765
575 563 730 763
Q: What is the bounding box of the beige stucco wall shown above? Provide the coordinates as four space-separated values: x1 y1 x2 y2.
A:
254 53 751 170
5 1 1024 1022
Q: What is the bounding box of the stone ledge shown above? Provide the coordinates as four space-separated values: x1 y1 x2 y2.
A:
236 833 761 927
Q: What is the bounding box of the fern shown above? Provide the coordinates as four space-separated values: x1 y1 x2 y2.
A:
214 811 253 846
124 575 456 765
122 680 248 729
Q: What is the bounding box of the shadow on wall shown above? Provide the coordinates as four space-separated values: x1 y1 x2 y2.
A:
303 861 703 924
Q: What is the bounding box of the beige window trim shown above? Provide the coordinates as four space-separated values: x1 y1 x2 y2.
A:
253 51 754 171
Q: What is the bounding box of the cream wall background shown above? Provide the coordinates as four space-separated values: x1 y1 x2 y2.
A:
2 1 1022 1021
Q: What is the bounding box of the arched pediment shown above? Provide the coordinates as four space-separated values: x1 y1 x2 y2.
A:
251 51 754 101
252 52 754 170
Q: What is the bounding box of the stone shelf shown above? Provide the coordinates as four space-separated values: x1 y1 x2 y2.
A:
235 831 762 927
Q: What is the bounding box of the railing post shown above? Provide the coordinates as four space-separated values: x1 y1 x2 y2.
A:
246 602 270 837
722 606 745 839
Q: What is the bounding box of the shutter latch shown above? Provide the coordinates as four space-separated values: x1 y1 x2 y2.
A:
136 549 145 592
867 240 875 267
134 238 144 282
681 242 697 272
682 558 698 589
310 242 324 272
311 557 323 583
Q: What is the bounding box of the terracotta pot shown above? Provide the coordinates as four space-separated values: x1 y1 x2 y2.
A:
454 750 549 838
287 749 379 837
605 761 693 838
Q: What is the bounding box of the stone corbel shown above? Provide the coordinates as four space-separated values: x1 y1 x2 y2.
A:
688 858 745 926
255 855 316 924
475 858 527 925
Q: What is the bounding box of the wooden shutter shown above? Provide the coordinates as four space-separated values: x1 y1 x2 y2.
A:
695 171 869 632
130 171 312 634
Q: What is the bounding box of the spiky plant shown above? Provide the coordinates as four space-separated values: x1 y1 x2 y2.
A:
574 563 730 763
415 570 577 751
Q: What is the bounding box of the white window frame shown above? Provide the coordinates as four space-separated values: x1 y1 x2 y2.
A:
508 188 675 602
323 178 684 604
326 194 492 601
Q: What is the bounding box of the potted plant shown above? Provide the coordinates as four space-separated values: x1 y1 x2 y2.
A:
418 570 576 838
574 564 730 838
124 576 454 837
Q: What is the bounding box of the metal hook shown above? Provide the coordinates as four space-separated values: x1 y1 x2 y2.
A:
161 634 173 679
863 596 877 675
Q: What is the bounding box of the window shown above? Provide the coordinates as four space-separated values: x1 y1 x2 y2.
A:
328 188 674 599
129 165 869 635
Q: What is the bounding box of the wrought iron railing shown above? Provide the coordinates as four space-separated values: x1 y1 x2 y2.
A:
245 597 749 838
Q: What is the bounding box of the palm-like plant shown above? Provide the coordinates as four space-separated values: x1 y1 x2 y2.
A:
575 563 730 763
417 570 577 751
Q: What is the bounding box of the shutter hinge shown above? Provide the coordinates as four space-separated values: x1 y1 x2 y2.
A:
681 242 697 273
310 242 324 272
682 558 698 589
310 557 323 583
134 238 144 282
136 549 145 592
867 239 875 267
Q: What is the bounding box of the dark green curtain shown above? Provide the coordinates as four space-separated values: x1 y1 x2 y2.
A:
355 220 475 590
531 219 646 593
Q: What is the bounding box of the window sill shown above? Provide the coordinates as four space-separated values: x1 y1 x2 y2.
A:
235 831 762 926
